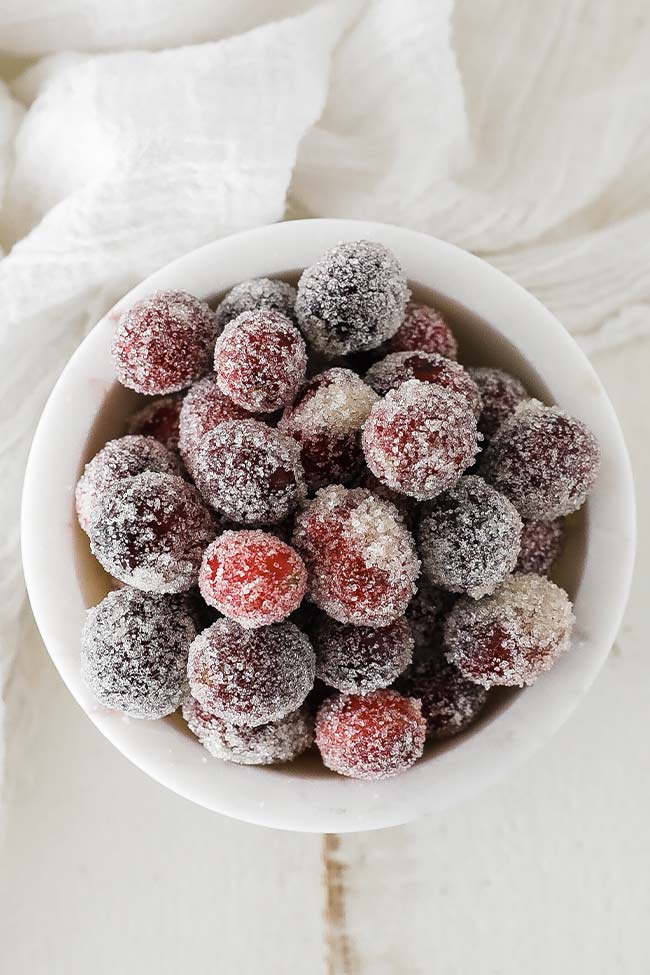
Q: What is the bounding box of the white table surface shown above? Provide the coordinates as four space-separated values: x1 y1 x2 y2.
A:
1 336 648 975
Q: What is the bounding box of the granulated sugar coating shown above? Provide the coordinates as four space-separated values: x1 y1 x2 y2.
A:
215 278 297 330
362 380 479 501
88 471 214 593
417 476 522 598
314 615 414 693
193 420 306 525
468 367 528 441
214 309 307 413
81 588 196 718
183 696 314 765
396 657 488 740
279 368 379 489
480 399 601 518
178 374 253 476
127 395 184 453
366 351 481 418
406 576 453 655
187 619 315 726
315 690 426 780
296 240 409 356
385 302 458 360
199 530 307 628
293 485 420 628
354 468 418 528
75 435 184 534
444 573 575 687
516 517 565 575
111 290 219 394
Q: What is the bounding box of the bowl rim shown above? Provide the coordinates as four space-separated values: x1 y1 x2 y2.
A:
21 218 636 832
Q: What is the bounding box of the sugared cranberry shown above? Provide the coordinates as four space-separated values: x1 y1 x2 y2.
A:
516 518 565 575
362 380 479 500
296 241 409 356
293 485 420 628
75 435 184 534
178 374 253 476
216 278 297 330
468 367 528 441
314 615 414 693
396 657 487 740
279 368 378 489
111 290 219 394
481 400 600 518
385 301 458 360
81 588 196 718
199 530 307 628
193 419 306 525
417 475 522 598
214 309 307 412
315 690 426 779
87 471 214 592
183 696 314 765
187 619 315 726
127 395 184 452
444 573 574 687
366 351 481 418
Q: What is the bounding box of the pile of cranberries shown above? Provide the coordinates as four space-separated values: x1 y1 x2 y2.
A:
77 241 601 781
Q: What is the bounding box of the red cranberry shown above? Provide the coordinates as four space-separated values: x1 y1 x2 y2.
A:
444 573 574 687
386 302 458 360
481 400 600 518
187 619 315 726
293 485 420 628
193 420 306 526
315 690 426 779
111 290 219 394
214 309 307 412
362 380 479 500
199 530 307 628
87 471 214 592
313 615 414 693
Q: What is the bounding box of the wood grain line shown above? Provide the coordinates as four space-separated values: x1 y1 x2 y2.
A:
323 834 358 975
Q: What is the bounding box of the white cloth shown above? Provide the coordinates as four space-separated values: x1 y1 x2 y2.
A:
1 0 649 789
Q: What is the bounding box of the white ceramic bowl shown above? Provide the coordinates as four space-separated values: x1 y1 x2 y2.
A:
22 219 635 833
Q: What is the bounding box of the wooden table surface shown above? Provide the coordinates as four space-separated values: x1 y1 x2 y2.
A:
1 338 648 974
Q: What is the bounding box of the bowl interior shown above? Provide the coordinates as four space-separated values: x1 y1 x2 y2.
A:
23 220 634 832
